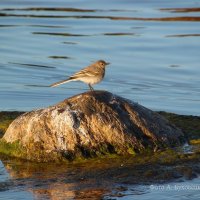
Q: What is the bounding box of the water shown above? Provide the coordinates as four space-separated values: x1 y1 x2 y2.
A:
0 0 200 199
0 0 199 115
107 180 200 200
0 157 200 200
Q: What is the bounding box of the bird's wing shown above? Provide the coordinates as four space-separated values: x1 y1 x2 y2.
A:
71 65 99 78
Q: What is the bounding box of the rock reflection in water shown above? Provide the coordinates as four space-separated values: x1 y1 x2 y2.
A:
1 158 114 199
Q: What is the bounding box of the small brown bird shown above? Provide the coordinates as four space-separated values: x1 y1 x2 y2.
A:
50 60 110 91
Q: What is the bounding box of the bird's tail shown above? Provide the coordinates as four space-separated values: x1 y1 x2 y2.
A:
50 77 74 87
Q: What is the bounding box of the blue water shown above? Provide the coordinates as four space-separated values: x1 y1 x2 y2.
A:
107 179 200 200
0 0 199 115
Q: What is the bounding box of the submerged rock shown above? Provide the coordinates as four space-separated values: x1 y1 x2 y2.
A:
2 91 185 162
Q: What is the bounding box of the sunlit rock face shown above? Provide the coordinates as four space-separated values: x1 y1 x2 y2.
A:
3 91 185 162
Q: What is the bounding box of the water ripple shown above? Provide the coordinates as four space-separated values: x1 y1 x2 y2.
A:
9 62 56 69
0 12 200 21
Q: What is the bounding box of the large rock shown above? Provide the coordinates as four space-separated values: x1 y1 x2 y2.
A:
2 91 185 162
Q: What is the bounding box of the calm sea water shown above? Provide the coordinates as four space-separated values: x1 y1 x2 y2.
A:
0 0 199 115
0 0 200 199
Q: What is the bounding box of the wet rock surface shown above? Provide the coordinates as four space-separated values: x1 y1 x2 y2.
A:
2 91 185 161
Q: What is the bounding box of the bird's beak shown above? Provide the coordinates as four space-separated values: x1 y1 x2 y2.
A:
105 62 110 66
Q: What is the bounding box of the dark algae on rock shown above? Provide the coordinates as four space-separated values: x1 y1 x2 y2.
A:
158 111 200 140
0 91 185 162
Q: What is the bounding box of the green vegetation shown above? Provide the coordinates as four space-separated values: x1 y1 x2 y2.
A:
0 139 26 158
0 138 68 163
190 139 200 145
0 111 24 138
159 111 200 139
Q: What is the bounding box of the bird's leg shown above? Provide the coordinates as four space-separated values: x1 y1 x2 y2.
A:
88 84 94 91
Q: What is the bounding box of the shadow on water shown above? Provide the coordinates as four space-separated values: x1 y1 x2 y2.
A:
166 34 200 37
9 62 56 69
48 56 71 59
0 6 200 21
103 33 136 36
32 32 137 37
1 11 200 21
0 7 97 12
32 32 90 37
0 7 137 13
160 7 200 13
3 7 200 13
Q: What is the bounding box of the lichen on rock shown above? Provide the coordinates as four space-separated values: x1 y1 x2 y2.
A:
1 91 186 162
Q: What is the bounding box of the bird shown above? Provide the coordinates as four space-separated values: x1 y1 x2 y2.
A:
50 60 110 91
